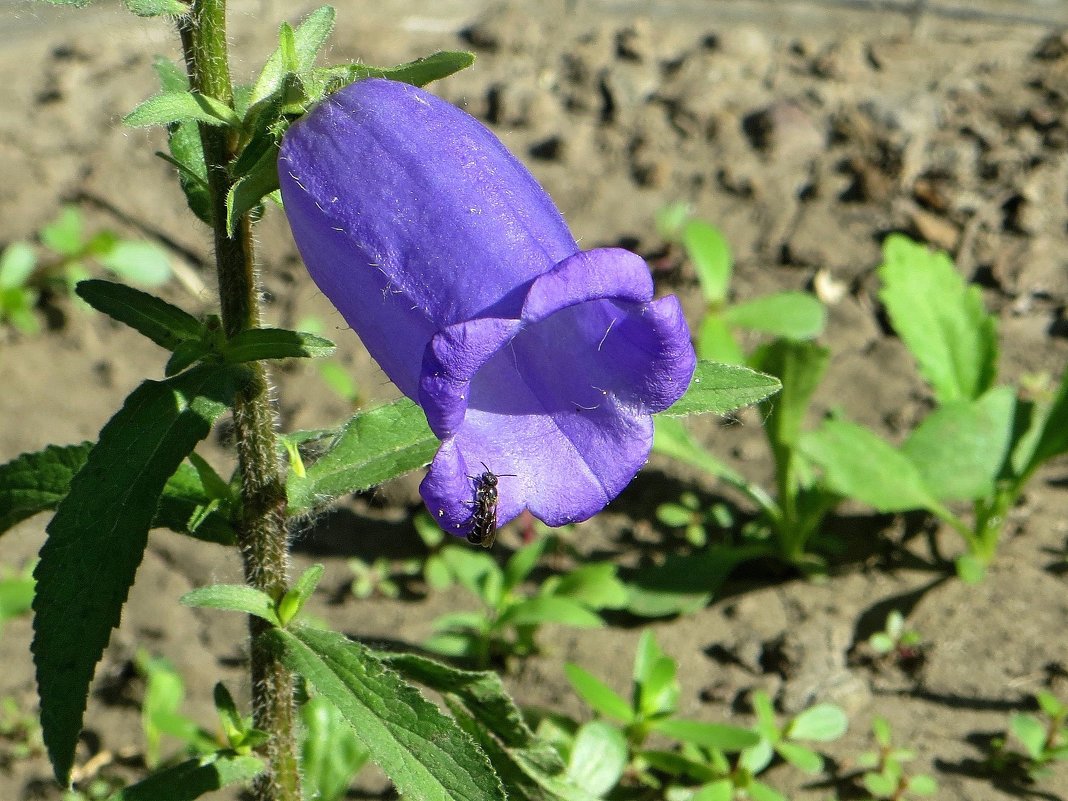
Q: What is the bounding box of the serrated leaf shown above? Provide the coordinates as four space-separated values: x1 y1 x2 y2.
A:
682 220 731 304
287 398 437 515
788 704 847 741
122 0 187 16
106 752 263 801
226 141 281 235
0 442 93 535
76 280 202 351
563 664 633 723
901 387 1015 501
223 327 335 363
32 364 249 784
267 625 504 801
800 418 947 514
566 721 627 797
180 584 279 625
249 6 337 108
651 719 760 751
878 233 998 403
125 91 242 129
313 50 476 93
661 361 781 416
724 292 826 340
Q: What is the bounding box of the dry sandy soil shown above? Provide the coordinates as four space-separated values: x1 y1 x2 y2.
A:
1 1 1068 799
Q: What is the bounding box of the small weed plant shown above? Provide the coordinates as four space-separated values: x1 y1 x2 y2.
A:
856 717 938 800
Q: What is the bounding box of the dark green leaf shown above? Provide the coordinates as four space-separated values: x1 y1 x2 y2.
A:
724 292 826 340
751 339 829 449
287 398 437 515
76 280 202 351
106 752 263 801
800 418 946 514
226 142 281 236
180 585 280 625
651 719 760 751
660 361 781 417
155 461 236 545
32 364 248 783
878 233 997 403
566 721 627 797
223 327 335 363
0 442 93 535
682 220 731 305
267 626 504 801
125 91 242 129
153 59 211 225
301 695 370 801
313 50 476 93
122 0 187 15
901 387 1015 501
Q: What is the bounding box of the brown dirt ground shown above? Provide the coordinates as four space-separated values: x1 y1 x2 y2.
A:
2 1 1068 799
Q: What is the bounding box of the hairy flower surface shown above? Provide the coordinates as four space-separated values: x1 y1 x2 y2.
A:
279 78 695 535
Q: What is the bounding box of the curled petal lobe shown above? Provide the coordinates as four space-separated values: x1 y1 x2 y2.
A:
280 77 697 537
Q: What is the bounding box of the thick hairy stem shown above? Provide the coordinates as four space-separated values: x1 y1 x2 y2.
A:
179 3 300 799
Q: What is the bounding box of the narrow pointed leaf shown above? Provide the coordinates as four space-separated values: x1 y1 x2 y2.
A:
751 339 829 448
222 327 334 363
76 280 203 351
563 664 633 723
32 364 249 784
267 625 504 801
124 91 242 129
0 443 93 535
878 233 997 403
660 361 781 416
651 719 760 751
123 0 188 16
250 5 337 107
106 752 263 801
682 220 731 304
313 50 476 92
226 142 282 236
286 398 438 515
153 58 211 224
277 564 324 626
1024 366 1068 471
180 584 280 625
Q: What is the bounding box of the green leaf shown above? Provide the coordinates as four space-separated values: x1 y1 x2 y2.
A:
105 752 263 801
908 775 939 795
502 538 547 593
124 91 242 129
748 781 788 801
180 585 280 626
901 387 1015 501
287 398 437 516
751 339 829 449
497 597 603 629
650 719 760 751
682 220 731 305
40 207 84 256
301 694 370 801
955 553 986 584
775 741 823 773
312 50 476 93
652 417 742 483
788 704 847 741
249 6 337 108
32 365 249 784
277 564 325 626
0 242 37 289
693 781 734 801
0 569 35 626
696 314 745 365
800 418 947 514
267 625 504 801
155 461 236 545
1011 713 1047 759
878 233 997 403
153 59 211 225
76 280 202 351
223 327 335 363
95 240 172 286
563 664 633 723
566 721 627 796
661 361 782 417
1024 367 1068 471
0 442 93 535
547 564 627 610
724 292 826 340
123 0 188 15
226 142 282 236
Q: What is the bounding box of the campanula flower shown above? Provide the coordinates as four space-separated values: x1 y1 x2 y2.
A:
279 78 695 535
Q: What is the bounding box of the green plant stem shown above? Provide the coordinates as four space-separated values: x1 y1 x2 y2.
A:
179 3 299 800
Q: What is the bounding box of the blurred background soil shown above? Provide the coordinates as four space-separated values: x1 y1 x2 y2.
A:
1 1 1068 799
